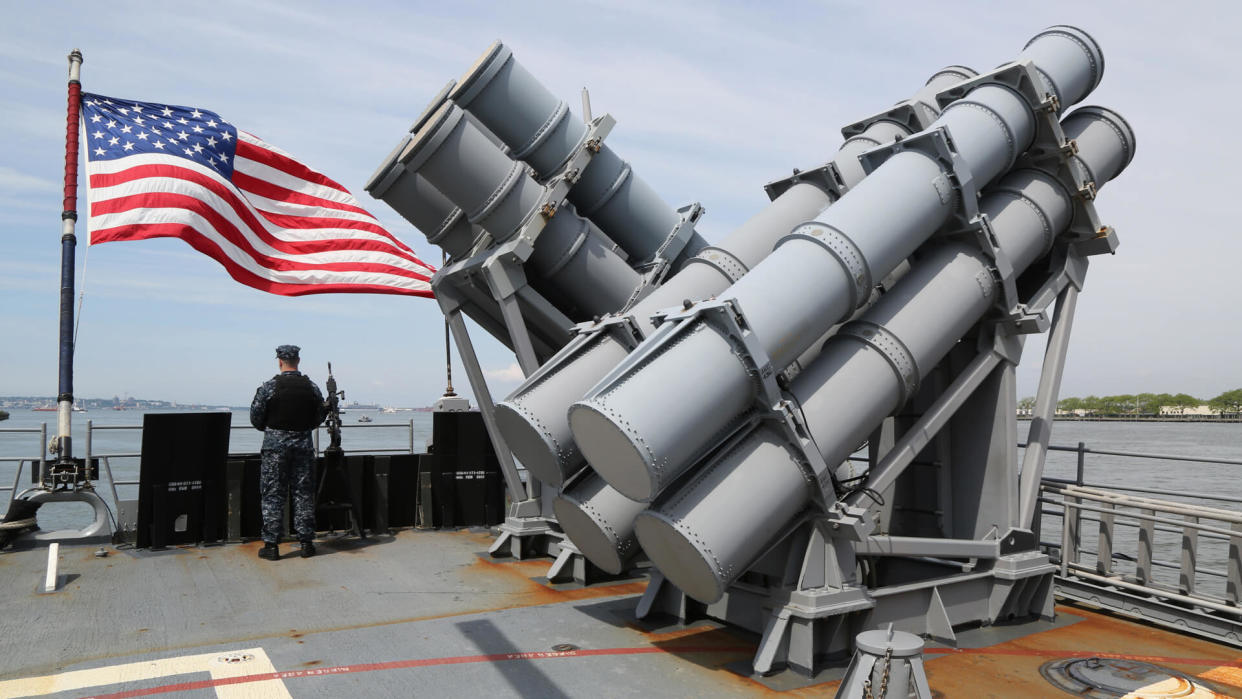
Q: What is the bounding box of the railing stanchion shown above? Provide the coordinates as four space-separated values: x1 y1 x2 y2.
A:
1060 496 1072 577
8 460 24 510
409 418 415 454
1229 521 1242 605
1065 494 1081 575
1137 507 1155 585
38 422 47 485
1076 441 1086 486
101 456 120 531
1181 514 1199 595
1097 500 1115 575
1032 495 1043 545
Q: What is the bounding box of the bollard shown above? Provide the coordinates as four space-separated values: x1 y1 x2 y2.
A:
835 626 932 699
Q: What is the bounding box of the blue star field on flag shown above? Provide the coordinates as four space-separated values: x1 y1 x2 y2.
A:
82 93 239 179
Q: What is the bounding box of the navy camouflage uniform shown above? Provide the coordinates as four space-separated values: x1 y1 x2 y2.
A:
250 352 326 545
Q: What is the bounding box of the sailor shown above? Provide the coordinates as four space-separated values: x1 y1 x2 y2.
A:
249 345 326 560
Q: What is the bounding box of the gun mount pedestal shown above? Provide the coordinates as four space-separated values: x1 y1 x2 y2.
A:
315 446 365 539
315 365 365 538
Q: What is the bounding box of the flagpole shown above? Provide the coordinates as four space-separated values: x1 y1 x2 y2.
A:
55 49 83 466
442 251 455 397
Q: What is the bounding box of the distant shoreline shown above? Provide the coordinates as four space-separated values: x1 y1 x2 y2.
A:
1019 415 1242 423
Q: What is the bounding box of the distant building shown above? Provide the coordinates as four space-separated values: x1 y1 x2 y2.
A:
1159 404 1219 416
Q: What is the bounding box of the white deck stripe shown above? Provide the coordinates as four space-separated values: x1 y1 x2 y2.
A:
0 647 289 698
42 543 58 593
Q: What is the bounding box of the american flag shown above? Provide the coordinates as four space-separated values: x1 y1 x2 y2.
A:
81 93 435 297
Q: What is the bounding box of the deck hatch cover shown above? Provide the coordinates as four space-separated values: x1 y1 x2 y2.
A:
1040 657 1214 697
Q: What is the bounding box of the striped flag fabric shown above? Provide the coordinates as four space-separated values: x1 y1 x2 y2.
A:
81 93 435 297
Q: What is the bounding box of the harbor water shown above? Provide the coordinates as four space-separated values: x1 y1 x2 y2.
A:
1027 420 1242 596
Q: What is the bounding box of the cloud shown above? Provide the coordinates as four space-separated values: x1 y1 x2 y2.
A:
484 363 525 383
0 166 59 193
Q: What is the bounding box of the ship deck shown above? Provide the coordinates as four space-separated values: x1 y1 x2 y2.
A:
1 528 1240 698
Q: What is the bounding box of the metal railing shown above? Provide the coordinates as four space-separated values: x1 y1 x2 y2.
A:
5 418 1239 640
3 419 423 511
0 424 48 506
1032 440 1242 646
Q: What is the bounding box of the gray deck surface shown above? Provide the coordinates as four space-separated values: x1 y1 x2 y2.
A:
0 529 790 697
5 529 1239 698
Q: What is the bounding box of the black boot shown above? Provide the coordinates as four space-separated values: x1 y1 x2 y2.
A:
258 543 280 561
300 540 315 558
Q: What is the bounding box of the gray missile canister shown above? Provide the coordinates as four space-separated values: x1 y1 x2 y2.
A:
450 41 707 268
569 26 1105 504
634 105 1134 603
552 470 645 575
366 135 477 259
373 100 644 319
496 65 979 489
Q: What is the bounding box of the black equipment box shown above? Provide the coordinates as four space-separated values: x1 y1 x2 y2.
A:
421 411 504 528
224 453 262 541
138 409 502 546
380 453 420 527
136 412 231 548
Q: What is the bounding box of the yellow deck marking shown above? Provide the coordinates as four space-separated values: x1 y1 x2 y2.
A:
1200 664 1242 689
1122 672 1234 698
0 646 291 698
210 649 290 699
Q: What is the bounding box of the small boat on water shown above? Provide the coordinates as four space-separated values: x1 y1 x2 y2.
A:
357 415 373 423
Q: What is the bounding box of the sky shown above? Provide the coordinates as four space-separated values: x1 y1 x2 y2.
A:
1 0 1240 407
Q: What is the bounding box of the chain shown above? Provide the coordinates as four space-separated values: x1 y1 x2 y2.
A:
862 647 895 699
878 647 893 697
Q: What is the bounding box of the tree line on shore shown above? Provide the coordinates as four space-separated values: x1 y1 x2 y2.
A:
1018 389 1242 415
